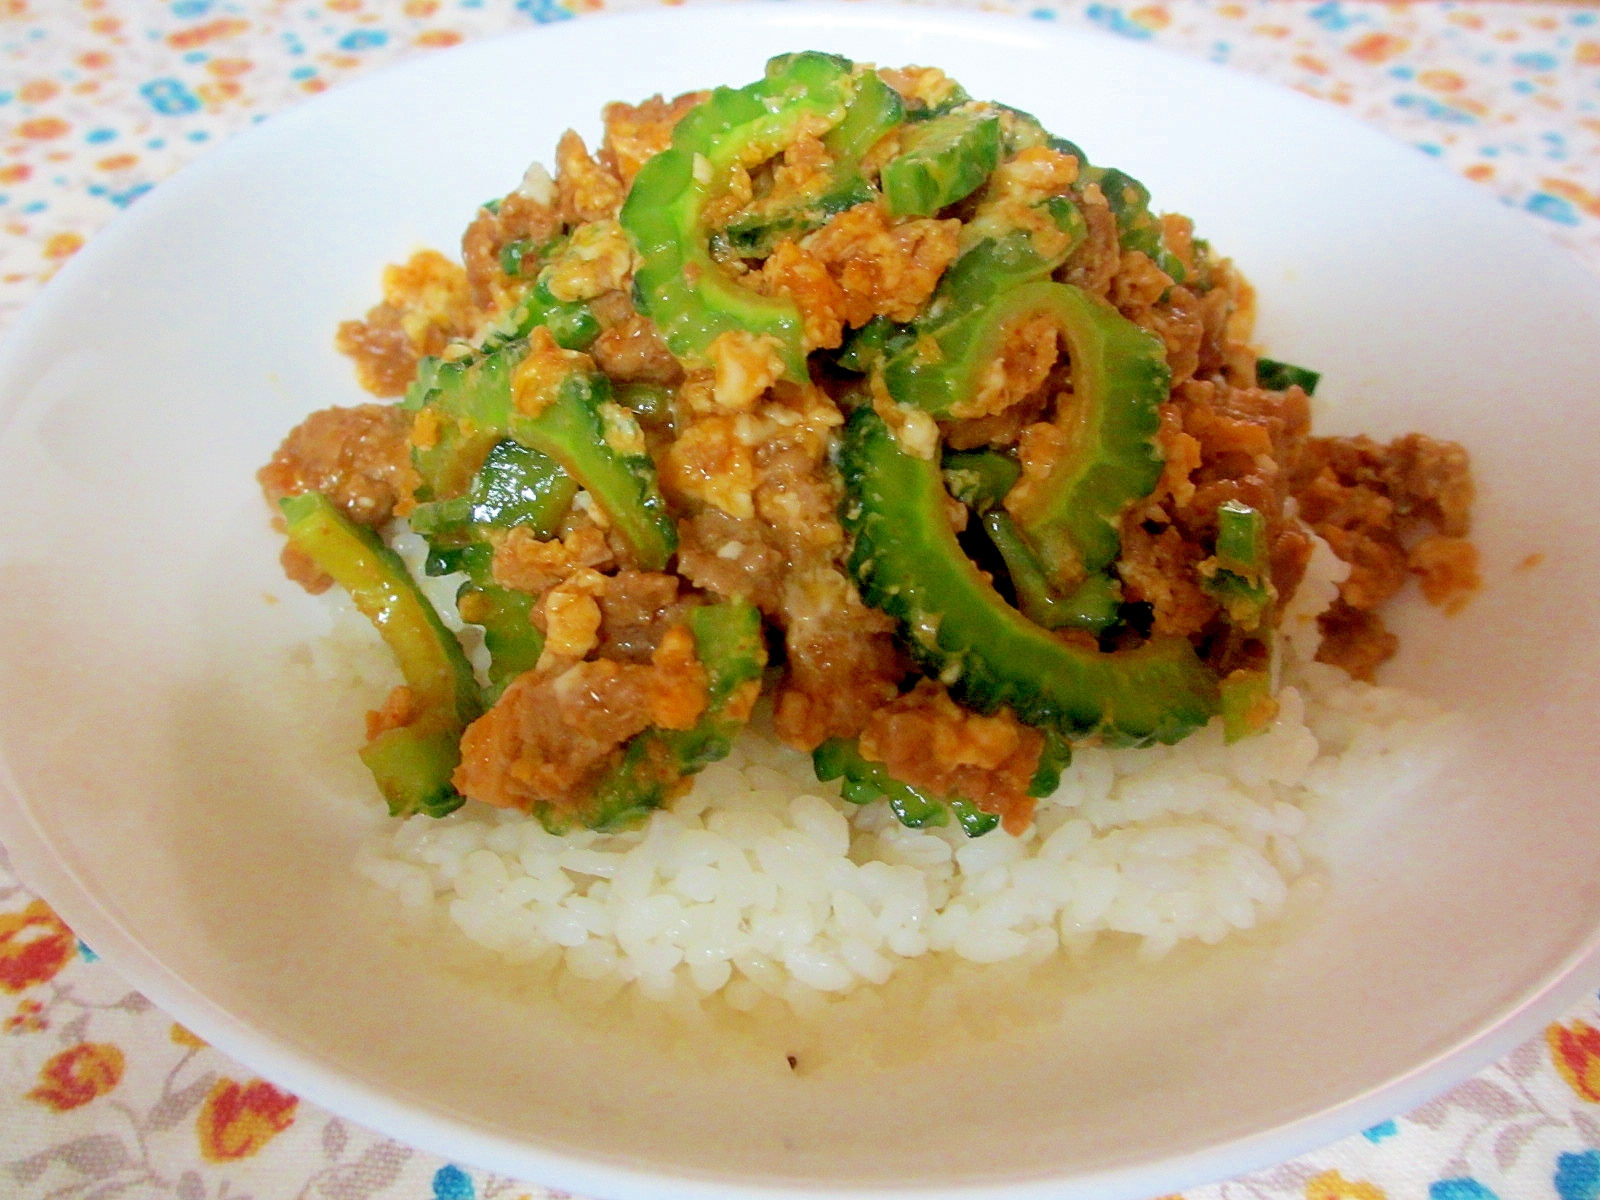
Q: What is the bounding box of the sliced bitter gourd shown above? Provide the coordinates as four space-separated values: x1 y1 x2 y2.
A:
841 406 1218 748
405 339 676 571
620 51 859 379
554 599 768 833
280 492 481 818
812 737 999 837
880 106 1001 218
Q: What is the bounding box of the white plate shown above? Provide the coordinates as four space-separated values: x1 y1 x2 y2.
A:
3 5 1600 1198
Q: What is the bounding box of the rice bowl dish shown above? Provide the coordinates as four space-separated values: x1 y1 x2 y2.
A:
5 9 1600 1196
260 53 1474 1012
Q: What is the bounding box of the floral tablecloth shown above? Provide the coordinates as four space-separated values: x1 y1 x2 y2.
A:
3 2 1600 1198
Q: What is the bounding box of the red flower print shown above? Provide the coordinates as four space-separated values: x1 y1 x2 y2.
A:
1550 1020 1600 1103
27 1042 125 1111
0 900 77 994
196 1078 299 1161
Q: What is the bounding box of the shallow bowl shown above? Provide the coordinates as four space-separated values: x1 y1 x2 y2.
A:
3 6 1600 1198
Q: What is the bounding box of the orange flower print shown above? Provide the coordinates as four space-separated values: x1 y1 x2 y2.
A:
0 899 77 994
196 1078 299 1162
1306 1170 1388 1200
27 1042 125 1110
1549 1019 1600 1103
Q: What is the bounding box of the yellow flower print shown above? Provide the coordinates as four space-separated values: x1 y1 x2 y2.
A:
1549 1019 1600 1103
170 1022 208 1049
26 1042 126 1111
0 899 77 994
196 1077 299 1162
1306 1169 1388 1200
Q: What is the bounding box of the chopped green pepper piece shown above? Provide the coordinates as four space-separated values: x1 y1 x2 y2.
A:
1203 500 1273 632
721 173 875 259
835 315 913 374
1215 499 1268 579
823 68 905 162
479 278 600 355
499 239 532 278
842 407 1219 748
1256 357 1320 395
279 492 480 817
409 438 577 543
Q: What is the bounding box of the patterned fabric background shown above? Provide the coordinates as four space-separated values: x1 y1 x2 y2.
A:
2 2 1599 1198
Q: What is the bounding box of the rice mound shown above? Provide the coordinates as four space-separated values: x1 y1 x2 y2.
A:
329 531 1460 1008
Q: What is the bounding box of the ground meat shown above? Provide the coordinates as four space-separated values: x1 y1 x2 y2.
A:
601 90 708 186
334 310 416 398
660 413 756 519
876 65 964 111
1108 379 1315 665
453 625 707 813
940 385 1050 451
772 564 907 752
1060 182 1120 298
1192 257 1257 385
675 511 787 614
857 680 1042 837
491 524 614 596
460 191 561 310
1409 535 1480 614
1291 432 1477 675
800 204 961 327
1116 520 1218 638
536 568 609 661
555 130 626 225
958 311 1059 420
591 310 683 385
258 405 419 591
1296 433 1474 538
754 240 849 352
596 571 698 663
334 250 476 397
1314 601 1398 683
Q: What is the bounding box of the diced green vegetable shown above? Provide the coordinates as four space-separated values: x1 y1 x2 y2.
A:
1203 500 1273 632
1256 357 1320 395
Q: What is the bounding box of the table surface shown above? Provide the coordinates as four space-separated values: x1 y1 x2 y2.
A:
3 2 1600 1198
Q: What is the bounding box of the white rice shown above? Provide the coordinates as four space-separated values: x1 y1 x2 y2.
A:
324 529 1460 1008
